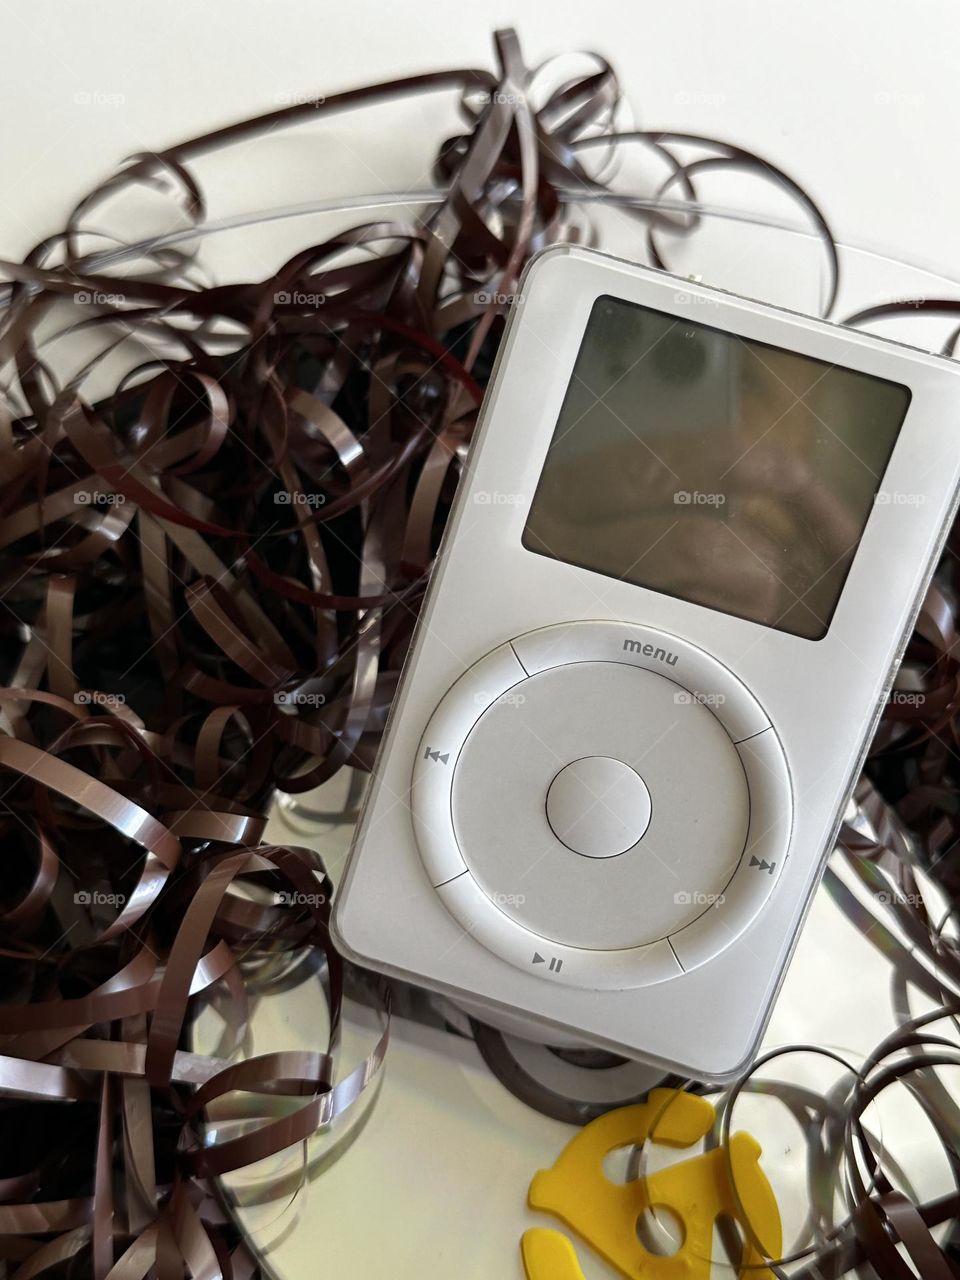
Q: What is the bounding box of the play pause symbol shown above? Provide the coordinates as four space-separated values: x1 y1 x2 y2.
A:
532 953 563 972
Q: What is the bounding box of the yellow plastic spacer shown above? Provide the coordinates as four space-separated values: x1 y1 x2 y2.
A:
520 1227 586 1280
523 1087 782 1280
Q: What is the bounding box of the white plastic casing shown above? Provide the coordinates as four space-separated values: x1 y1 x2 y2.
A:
333 246 960 1082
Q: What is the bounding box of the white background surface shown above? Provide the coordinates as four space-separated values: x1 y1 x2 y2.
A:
0 0 959 278
4 4 958 1277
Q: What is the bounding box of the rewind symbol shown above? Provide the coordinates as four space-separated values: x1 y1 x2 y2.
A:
749 856 775 875
423 747 450 765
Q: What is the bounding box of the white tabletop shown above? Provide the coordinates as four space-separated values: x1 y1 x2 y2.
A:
1 0 958 280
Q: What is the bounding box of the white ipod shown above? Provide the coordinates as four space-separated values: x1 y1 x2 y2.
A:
332 245 960 1081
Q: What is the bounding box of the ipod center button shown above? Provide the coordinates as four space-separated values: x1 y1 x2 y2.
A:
545 756 652 859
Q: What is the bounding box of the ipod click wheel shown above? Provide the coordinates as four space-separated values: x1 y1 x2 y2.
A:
413 621 790 991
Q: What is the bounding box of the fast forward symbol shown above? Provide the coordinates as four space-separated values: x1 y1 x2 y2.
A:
749 856 775 875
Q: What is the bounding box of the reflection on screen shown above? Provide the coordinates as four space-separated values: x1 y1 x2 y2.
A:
522 296 910 639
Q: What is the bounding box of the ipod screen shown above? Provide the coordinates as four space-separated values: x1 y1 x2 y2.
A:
522 295 911 640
